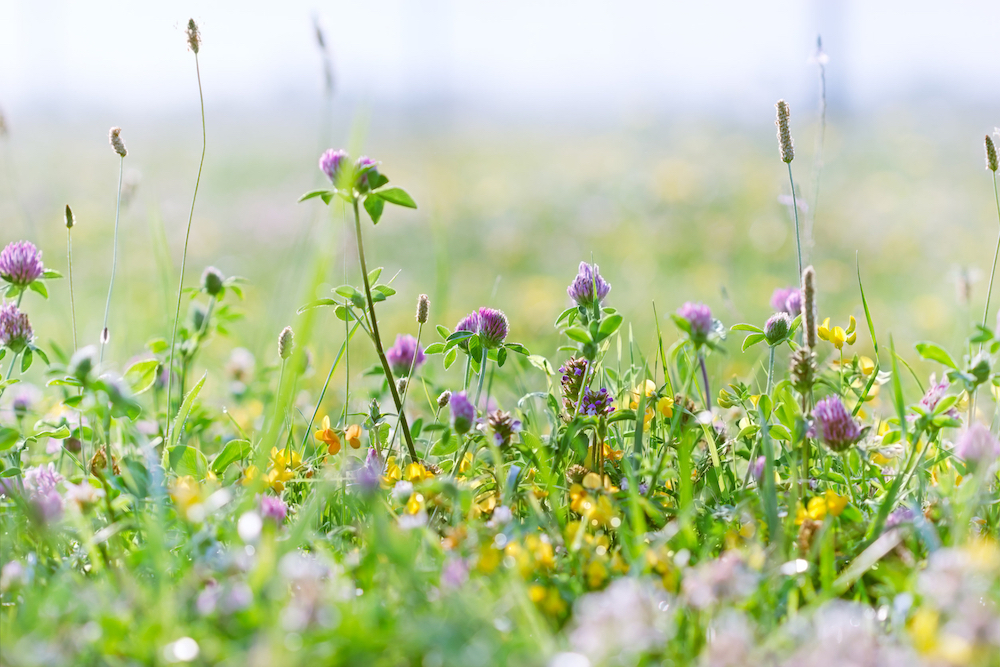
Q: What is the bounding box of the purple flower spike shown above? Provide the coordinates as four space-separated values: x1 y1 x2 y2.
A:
355 156 379 193
751 456 766 482
386 334 426 377
677 302 713 342
319 149 350 185
0 241 44 288
259 495 288 524
813 395 862 453
477 307 508 349
567 261 611 309
356 448 382 492
450 391 476 435
0 301 33 353
579 387 615 417
954 423 1000 468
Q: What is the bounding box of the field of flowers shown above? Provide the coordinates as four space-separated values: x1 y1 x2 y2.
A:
2 18 1000 667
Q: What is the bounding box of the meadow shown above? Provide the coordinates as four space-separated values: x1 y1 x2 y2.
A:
2 18 1000 667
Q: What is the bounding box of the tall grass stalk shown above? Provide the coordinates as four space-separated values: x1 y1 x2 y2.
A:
99 156 124 366
65 206 78 351
165 37 207 440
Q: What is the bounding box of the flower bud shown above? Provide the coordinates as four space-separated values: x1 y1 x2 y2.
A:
201 266 225 296
764 312 791 345
65 205 75 229
278 326 294 360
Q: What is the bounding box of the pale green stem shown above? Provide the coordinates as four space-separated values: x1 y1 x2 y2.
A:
99 157 124 366
165 51 207 440
788 162 803 280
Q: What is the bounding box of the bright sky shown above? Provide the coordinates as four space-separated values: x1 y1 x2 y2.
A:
1 0 998 121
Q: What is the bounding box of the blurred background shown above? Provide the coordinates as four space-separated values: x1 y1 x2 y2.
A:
2 0 999 409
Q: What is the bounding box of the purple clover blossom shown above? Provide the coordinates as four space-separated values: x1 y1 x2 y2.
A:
885 506 917 528
813 395 863 453
386 334 426 377
751 456 766 482
450 391 476 435
579 387 615 417
454 311 479 351
259 495 288 524
0 241 44 288
23 463 65 523
769 286 801 316
677 302 713 342
319 149 349 185
784 289 802 316
476 307 508 349
355 156 379 192
954 423 1000 468
763 312 791 345
912 378 960 421
567 261 612 309
0 301 33 353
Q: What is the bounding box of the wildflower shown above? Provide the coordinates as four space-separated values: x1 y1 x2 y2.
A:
381 456 403 487
23 463 65 522
200 266 225 296
225 347 255 384
64 481 104 511
354 156 379 193
450 391 476 434
813 395 862 452
630 379 673 424
314 415 341 454
109 127 127 157
569 578 674 663
913 376 960 421
817 316 856 350
775 99 794 163
0 241 45 289
344 424 363 449
566 464 589 485
487 410 522 447
763 312 791 345
476 307 508 349
769 286 800 315
319 149 349 184
259 495 288 524
579 386 614 416
385 334 426 377
355 448 382 492
89 445 121 477
559 356 588 412
681 552 757 610
790 347 817 393
566 261 612 309
953 423 1000 469
440 557 469 589
0 561 26 593
278 326 294 360
751 455 766 482
169 476 202 518
270 447 302 471
676 301 713 345
242 465 261 486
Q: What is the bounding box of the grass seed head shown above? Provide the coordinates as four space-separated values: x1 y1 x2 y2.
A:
186 19 201 54
109 127 127 158
987 134 999 173
775 99 794 163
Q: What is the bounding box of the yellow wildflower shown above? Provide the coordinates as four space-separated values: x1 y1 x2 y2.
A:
405 492 424 515
314 415 341 454
630 380 673 423
824 490 848 517
381 456 402 487
586 557 609 588
817 315 857 350
242 465 261 486
458 451 474 474
345 424 363 449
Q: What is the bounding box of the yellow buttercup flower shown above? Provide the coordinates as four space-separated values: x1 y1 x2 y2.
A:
314 415 341 454
381 455 402 487
817 315 857 351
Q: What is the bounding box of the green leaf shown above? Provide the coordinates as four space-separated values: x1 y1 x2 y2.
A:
28 281 48 299
857 253 880 356
504 342 530 355
163 445 209 478
730 323 764 333
564 327 592 344
0 427 19 451
0 467 21 478
742 333 766 352
526 355 554 375
367 267 383 284
213 439 251 475
169 372 207 449
555 307 577 327
42 269 63 279
29 426 71 441
146 337 169 354
124 359 159 395
915 342 958 369
334 285 361 299
443 347 458 370
373 285 396 298
376 187 417 208
424 342 446 355
297 298 339 314
595 314 623 342
364 194 385 224
298 189 333 202
21 348 32 373
497 347 508 368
